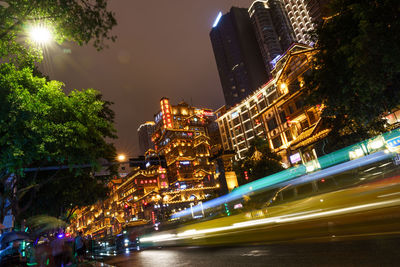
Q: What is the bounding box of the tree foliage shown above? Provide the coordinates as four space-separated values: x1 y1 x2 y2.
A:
0 63 117 222
0 0 118 223
0 0 117 49
233 137 283 185
305 0 400 151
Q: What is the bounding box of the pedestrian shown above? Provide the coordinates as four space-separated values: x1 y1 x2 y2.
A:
74 231 85 263
51 232 65 267
35 237 51 267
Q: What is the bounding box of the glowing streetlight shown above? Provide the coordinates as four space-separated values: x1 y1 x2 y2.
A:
29 25 52 44
280 83 288 94
117 154 126 162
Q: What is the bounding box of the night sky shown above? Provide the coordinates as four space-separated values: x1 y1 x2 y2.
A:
42 0 254 157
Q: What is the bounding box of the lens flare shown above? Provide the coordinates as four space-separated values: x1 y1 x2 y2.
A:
29 26 52 44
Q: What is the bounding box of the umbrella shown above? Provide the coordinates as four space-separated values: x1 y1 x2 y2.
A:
0 231 30 250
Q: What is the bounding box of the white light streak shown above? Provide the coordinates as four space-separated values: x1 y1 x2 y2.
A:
213 12 222 28
363 167 377 173
379 162 392 168
142 198 400 244
377 192 400 198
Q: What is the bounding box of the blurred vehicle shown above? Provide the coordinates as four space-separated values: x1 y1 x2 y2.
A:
139 149 400 247
116 220 150 252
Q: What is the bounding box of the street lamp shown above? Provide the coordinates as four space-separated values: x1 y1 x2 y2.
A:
117 154 126 162
28 25 52 45
280 83 288 94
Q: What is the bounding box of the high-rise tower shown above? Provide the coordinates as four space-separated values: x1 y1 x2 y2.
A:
281 0 315 45
210 7 269 107
137 121 155 155
249 0 297 71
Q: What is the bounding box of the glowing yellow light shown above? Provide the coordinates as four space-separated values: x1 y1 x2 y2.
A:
117 154 126 161
280 83 288 94
29 25 52 44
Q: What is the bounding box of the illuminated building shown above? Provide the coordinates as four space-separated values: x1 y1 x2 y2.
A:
281 0 315 45
216 44 329 166
137 121 155 155
71 101 223 236
71 162 168 237
248 1 297 71
210 7 269 107
152 98 216 188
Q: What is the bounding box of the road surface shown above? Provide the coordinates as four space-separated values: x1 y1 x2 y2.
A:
104 237 400 267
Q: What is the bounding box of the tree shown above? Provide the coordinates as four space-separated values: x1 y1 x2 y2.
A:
0 0 117 75
0 63 118 223
233 137 283 185
304 0 400 152
0 0 118 224
0 0 117 49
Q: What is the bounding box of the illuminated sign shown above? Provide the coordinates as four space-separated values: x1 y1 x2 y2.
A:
160 98 173 129
212 11 222 28
180 161 190 165
194 109 213 117
225 171 238 192
289 152 301 164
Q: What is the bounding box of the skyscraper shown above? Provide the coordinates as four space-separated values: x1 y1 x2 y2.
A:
281 0 315 45
304 0 331 25
248 0 297 71
210 7 269 107
137 121 155 155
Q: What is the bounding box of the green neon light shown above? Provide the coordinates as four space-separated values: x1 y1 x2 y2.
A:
27 263 38 266
234 128 400 195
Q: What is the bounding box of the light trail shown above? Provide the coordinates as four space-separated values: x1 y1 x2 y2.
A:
172 150 393 219
377 192 400 198
141 198 400 244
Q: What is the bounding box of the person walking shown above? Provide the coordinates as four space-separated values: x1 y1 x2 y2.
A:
51 233 65 267
74 232 85 263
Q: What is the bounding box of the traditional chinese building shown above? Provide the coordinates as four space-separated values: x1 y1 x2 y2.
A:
216 44 330 167
152 98 216 188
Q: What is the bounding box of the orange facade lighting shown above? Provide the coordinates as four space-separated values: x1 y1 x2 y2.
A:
160 98 173 129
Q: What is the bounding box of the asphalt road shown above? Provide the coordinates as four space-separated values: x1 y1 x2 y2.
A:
104 237 400 267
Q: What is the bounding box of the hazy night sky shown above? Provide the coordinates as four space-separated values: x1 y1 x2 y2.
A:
41 0 255 157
